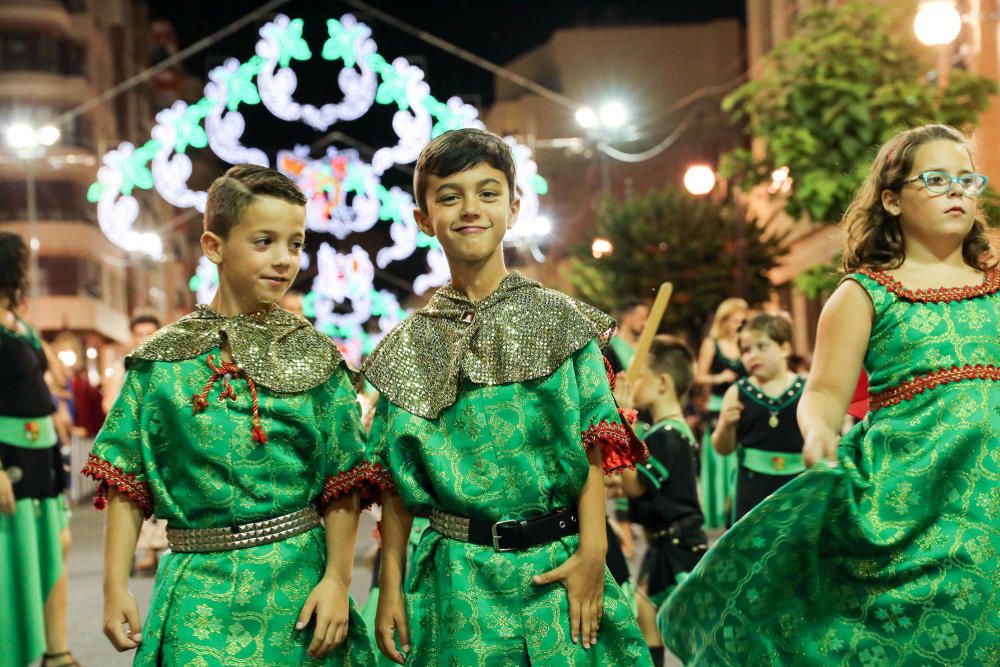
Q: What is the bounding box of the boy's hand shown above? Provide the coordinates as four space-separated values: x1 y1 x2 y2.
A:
716 369 738 384
375 586 410 664
803 425 839 468
103 587 143 651
298 575 351 658
718 395 743 428
613 372 634 409
533 551 605 650
0 470 15 514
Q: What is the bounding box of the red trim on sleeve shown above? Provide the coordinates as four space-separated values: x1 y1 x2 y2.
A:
81 453 153 518
320 461 396 511
582 418 649 475
603 355 617 391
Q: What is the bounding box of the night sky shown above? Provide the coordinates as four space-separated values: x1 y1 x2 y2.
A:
144 0 745 298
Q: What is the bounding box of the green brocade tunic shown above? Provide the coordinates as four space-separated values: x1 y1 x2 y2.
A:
364 272 652 666
661 269 1000 665
83 306 377 666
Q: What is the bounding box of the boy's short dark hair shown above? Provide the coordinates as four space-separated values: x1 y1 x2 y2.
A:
741 313 793 348
413 129 517 213
616 298 649 318
204 164 307 238
646 335 696 399
129 313 161 331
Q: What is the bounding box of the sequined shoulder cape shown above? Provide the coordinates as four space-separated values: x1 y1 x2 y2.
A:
362 271 616 418
129 304 346 393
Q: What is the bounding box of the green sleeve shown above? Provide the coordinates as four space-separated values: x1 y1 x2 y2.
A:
82 363 153 515
315 368 380 508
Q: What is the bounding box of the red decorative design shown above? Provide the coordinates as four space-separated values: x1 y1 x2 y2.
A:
860 268 1000 303
81 453 153 518
192 355 268 445
582 419 649 475
603 356 617 391
618 407 638 425
320 461 395 510
869 364 1000 411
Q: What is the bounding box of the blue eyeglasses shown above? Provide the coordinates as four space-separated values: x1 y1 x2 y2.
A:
900 171 989 196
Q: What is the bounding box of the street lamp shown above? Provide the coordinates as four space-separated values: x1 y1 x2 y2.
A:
683 164 717 195
914 1 962 46
598 101 628 129
4 123 60 303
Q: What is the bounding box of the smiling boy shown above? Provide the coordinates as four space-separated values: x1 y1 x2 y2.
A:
364 129 651 666
84 164 377 666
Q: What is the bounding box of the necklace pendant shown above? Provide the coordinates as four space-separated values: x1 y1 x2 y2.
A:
769 412 779 428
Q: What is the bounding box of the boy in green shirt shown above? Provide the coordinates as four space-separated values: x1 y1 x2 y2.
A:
365 129 651 665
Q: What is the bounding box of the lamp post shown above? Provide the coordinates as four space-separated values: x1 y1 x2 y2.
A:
4 123 59 303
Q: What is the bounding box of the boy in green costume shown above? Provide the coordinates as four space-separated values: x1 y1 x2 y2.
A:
365 129 652 666
84 164 378 665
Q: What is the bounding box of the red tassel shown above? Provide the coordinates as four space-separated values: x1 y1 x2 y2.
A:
93 488 108 510
191 395 208 413
252 424 268 444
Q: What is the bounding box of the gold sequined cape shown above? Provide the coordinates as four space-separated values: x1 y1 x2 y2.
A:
362 271 616 418
129 304 346 393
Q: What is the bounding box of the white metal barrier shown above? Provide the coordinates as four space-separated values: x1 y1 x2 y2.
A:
66 434 97 504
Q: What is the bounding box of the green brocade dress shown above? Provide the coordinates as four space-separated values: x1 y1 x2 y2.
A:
660 269 1000 665
364 272 652 666
83 307 377 666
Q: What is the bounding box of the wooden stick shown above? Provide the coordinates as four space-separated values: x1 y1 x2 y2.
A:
626 282 673 384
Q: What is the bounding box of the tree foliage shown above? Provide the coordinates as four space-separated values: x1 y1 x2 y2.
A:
720 0 998 224
567 188 784 339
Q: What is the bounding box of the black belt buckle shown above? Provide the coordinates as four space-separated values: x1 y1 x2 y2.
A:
491 519 522 552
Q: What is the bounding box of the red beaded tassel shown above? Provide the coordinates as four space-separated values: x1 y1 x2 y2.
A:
191 354 268 444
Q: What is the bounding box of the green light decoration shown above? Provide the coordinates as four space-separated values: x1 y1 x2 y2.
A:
263 17 312 68
366 52 420 110
424 95 468 138
322 18 366 68
341 161 373 196
376 185 407 222
86 182 103 204
532 174 549 196
171 99 214 154
217 57 264 112
416 230 441 249
116 140 162 195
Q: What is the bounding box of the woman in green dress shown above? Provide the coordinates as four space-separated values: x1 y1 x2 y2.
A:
660 124 1000 664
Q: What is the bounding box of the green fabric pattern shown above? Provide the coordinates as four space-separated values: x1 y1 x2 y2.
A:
368 339 651 665
661 271 1000 665
0 495 68 667
89 354 375 666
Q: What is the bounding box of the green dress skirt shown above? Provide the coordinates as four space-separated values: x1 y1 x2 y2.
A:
660 270 1000 665
84 354 377 666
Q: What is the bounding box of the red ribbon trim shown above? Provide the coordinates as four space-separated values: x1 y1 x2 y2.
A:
870 364 1000 411
860 268 1000 303
81 453 153 518
320 461 395 511
582 418 649 475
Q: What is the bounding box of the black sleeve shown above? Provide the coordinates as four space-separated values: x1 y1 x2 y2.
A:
604 346 625 375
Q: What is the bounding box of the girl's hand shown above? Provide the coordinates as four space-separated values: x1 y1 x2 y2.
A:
298 575 351 658
716 369 738 384
375 586 410 664
533 551 605 650
803 425 839 467
0 470 15 514
718 396 743 428
103 587 143 651
613 372 634 409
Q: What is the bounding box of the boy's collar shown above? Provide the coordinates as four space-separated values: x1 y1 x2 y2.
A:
128 305 348 393
427 271 534 317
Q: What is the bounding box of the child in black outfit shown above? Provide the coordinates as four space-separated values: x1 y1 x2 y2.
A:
613 336 707 666
712 313 806 523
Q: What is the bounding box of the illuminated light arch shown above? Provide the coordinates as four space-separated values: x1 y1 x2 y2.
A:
90 13 549 361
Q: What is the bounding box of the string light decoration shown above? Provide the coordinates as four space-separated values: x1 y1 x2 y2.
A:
89 13 549 361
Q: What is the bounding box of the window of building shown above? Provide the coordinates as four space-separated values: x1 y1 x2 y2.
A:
0 180 92 222
0 31 85 75
37 256 102 298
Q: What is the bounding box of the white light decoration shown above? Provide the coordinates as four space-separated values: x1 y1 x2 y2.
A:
86 347 98 359
598 101 628 129
684 164 716 196
914 1 962 46
575 107 598 129
5 123 36 149
89 13 550 353
57 349 77 368
37 125 60 146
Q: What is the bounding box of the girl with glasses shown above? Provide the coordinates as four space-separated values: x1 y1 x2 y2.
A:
660 124 999 664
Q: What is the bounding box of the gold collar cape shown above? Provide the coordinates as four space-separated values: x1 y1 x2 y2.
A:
128 305 346 393
363 271 616 419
